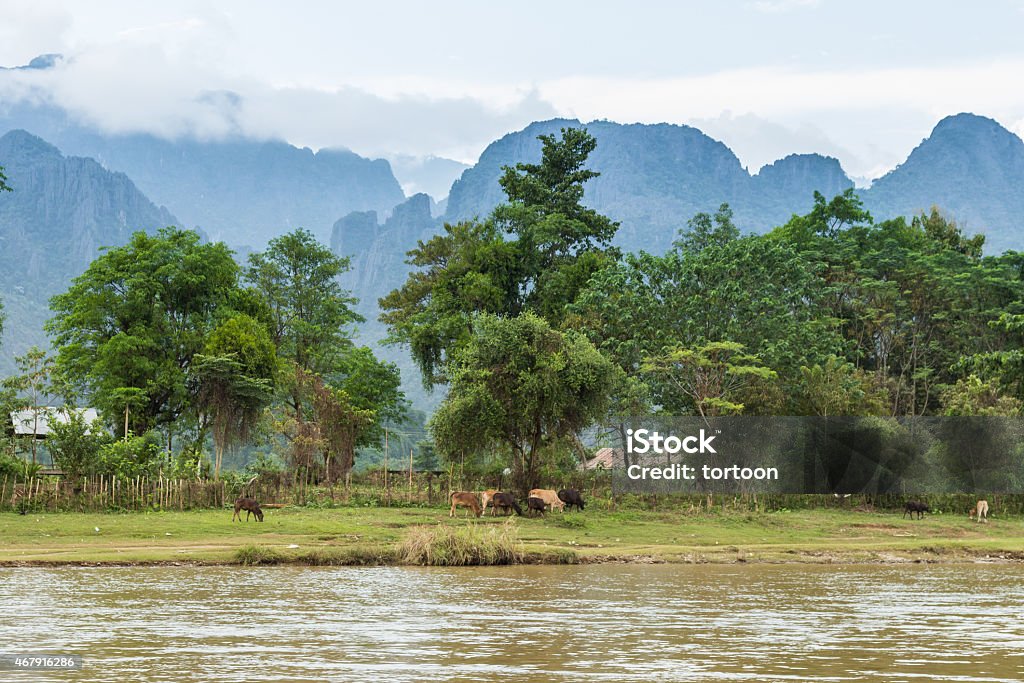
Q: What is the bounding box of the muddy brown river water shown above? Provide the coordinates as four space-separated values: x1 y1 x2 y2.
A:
1 563 1023 682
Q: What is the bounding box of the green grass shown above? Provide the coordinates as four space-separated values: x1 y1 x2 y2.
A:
0 504 1022 565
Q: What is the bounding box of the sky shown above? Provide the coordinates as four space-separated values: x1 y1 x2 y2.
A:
1 0 1024 182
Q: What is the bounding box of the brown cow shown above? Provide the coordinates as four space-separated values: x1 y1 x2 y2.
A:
232 497 264 522
528 488 566 512
449 491 482 517
480 489 499 515
969 499 989 523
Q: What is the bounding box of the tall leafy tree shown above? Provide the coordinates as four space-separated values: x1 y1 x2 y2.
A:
430 312 615 493
47 228 239 435
245 229 362 409
381 127 620 388
189 314 277 479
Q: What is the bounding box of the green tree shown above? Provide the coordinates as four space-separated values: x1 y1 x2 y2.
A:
798 356 889 417
0 163 8 340
189 314 277 479
430 313 615 493
46 410 111 480
381 127 619 387
380 221 521 386
675 203 740 253
643 341 776 418
246 229 361 377
2 346 54 464
47 228 240 436
493 126 620 322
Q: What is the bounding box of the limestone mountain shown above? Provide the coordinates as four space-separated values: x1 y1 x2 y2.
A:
0 129 179 372
861 113 1024 253
445 119 854 254
0 101 406 249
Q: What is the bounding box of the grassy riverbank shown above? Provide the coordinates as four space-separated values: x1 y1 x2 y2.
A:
1 505 1022 566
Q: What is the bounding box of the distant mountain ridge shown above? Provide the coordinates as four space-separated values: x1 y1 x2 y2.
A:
443 114 1024 254
0 129 180 372
0 101 406 249
444 118 855 254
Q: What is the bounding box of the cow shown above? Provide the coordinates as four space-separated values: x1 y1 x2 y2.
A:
903 500 930 520
480 489 499 515
449 491 482 517
233 497 264 522
528 488 566 512
557 488 585 512
969 499 989 523
491 492 523 516
527 496 547 517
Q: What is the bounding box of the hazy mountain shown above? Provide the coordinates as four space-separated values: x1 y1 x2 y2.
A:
860 113 1024 253
445 119 854 254
0 101 406 249
332 194 444 411
0 129 179 373
444 115 1024 254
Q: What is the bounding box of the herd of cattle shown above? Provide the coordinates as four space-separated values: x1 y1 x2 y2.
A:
448 488 585 518
228 492 991 523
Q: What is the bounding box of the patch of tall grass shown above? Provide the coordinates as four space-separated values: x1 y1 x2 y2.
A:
234 544 283 565
399 519 523 566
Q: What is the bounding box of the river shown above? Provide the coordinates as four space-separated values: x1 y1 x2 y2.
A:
1 563 1023 682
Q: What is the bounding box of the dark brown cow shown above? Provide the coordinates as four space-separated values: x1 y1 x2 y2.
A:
233 497 264 522
903 501 929 519
491 492 523 516
557 489 585 511
527 496 547 517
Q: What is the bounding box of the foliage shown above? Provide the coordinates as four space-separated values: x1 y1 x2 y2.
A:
46 410 112 479
96 432 163 479
189 313 277 478
643 341 777 417
798 356 889 417
381 127 619 387
1 346 54 463
245 228 361 380
429 312 615 492
47 228 240 434
940 375 1021 416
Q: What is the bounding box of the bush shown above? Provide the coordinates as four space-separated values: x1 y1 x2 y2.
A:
47 412 111 479
97 432 163 478
399 519 523 566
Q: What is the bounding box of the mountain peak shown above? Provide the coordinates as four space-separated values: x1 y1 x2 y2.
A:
0 129 64 162
930 112 1017 139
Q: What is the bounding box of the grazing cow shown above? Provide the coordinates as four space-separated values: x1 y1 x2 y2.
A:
233 497 264 522
527 496 547 517
449 491 482 517
969 499 989 523
903 500 930 520
491 492 523 516
557 488 585 512
528 489 566 512
480 489 499 515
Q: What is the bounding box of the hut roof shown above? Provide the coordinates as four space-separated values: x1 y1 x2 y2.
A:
9 407 100 437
